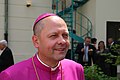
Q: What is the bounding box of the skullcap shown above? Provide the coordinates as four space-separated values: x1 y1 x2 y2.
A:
33 13 57 30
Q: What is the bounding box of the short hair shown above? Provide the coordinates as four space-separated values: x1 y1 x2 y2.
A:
84 36 91 40
91 38 97 44
33 21 44 36
0 40 7 46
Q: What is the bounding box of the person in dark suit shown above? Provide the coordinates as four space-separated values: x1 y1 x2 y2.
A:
107 38 119 55
91 38 97 49
75 37 96 66
0 40 14 72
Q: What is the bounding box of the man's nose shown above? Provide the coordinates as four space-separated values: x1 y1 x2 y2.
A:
57 36 66 44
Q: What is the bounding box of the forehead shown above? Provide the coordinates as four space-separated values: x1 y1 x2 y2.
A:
85 38 91 41
44 16 66 25
0 43 3 46
108 38 112 41
41 16 68 31
100 42 104 44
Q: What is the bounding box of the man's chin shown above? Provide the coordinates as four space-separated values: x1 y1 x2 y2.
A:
55 55 65 61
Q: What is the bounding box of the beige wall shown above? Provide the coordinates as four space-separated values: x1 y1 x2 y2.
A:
0 0 4 40
0 0 52 63
76 0 96 38
81 0 96 37
96 0 120 44
78 0 120 45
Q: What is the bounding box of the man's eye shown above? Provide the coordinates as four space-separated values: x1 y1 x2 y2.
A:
50 35 57 38
63 34 68 38
52 35 56 37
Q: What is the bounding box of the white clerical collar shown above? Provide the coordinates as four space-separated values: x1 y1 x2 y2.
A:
37 54 60 71
0 47 6 55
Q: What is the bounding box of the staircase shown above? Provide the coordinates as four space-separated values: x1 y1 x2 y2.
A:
52 0 92 60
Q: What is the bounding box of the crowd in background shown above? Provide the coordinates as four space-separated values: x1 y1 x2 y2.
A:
75 37 120 76
75 37 120 66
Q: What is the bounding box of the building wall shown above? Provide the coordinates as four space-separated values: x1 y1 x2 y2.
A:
0 0 4 40
79 0 96 37
78 0 120 45
0 0 52 63
96 0 120 44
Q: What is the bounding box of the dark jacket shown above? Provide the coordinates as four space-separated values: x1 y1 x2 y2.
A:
108 41 119 55
75 43 96 66
0 47 14 72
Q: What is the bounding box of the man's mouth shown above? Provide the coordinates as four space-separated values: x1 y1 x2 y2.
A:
54 48 66 51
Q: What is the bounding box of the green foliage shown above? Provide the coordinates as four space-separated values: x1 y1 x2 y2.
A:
100 44 120 65
100 53 117 64
115 56 120 65
112 44 120 65
111 44 120 54
84 65 117 80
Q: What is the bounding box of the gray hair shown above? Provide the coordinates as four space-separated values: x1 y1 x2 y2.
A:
34 20 44 36
0 40 8 46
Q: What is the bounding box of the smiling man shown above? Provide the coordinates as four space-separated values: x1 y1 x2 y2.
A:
0 13 85 80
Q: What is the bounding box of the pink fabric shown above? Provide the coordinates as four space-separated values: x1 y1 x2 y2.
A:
0 55 85 80
33 13 57 30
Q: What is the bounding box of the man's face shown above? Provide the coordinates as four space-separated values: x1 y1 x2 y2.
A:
85 38 91 46
0 44 2 50
108 38 113 44
33 16 70 62
0 44 4 50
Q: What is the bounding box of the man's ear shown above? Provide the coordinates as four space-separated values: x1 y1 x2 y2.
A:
32 35 39 48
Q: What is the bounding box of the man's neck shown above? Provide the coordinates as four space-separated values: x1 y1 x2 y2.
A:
36 54 60 71
1 47 6 50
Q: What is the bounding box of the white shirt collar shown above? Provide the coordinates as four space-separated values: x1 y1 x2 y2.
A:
0 47 6 55
36 54 60 71
111 42 114 46
0 50 2 55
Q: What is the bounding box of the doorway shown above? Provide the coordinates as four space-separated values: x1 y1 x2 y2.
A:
106 21 120 45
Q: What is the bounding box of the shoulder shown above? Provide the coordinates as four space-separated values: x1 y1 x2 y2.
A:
5 47 10 50
61 59 84 70
0 57 32 75
0 58 32 80
3 47 12 53
89 44 96 50
79 43 83 45
77 43 84 47
60 59 84 79
89 44 94 47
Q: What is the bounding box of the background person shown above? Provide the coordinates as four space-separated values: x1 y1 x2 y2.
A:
107 38 118 55
95 41 109 72
91 38 97 49
75 37 96 66
96 41 109 54
0 40 14 72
